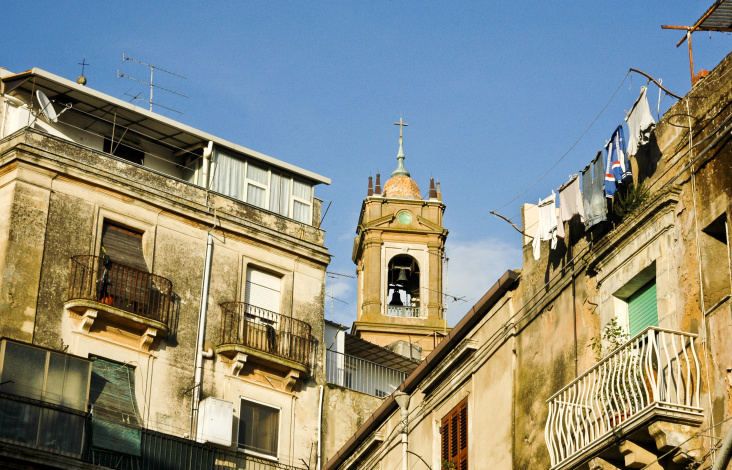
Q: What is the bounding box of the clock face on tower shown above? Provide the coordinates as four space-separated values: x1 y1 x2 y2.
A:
397 211 412 225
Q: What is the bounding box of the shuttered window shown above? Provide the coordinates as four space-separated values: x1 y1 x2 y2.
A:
90 358 142 456
245 268 281 314
101 222 147 272
441 397 468 470
628 280 658 337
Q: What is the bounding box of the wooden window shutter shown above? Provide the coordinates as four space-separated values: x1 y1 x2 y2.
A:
441 397 468 470
101 223 147 272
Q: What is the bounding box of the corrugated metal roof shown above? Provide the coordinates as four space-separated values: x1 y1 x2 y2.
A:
698 0 732 29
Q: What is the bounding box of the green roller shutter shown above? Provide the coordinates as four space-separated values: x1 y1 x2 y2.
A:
628 280 658 337
90 358 142 456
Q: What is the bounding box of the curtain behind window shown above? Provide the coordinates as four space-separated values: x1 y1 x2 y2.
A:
269 173 290 217
210 150 244 200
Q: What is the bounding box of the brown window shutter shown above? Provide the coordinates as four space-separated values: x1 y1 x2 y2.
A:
101 223 148 272
441 397 468 469
458 400 468 470
441 413 451 463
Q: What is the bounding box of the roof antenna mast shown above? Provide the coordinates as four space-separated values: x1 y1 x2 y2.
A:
117 53 188 114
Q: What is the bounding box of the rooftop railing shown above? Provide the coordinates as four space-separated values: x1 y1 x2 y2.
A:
545 327 702 469
326 349 408 398
219 302 312 367
386 305 420 318
67 255 173 327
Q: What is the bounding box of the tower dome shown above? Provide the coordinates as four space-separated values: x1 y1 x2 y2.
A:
382 129 421 200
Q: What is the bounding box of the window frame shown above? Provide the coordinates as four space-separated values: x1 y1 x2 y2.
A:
441 397 468 470
208 147 316 224
237 397 281 461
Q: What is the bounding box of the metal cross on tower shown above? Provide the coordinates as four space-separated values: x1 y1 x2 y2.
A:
394 117 408 138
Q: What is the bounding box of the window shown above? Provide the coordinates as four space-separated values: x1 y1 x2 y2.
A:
441 398 468 470
90 357 142 456
103 137 144 165
292 180 313 224
701 214 731 309
628 280 658 337
101 222 147 272
245 268 281 315
238 399 279 458
208 148 315 224
0 340 91 411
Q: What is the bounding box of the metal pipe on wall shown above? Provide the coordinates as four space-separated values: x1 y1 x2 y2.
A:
191 232 214 438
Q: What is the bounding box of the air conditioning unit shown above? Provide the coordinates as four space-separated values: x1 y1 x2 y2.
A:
196 397 233 446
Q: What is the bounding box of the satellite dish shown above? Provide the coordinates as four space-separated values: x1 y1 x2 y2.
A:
35 90 58 123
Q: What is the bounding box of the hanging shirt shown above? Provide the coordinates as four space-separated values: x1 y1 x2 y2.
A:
605 125 632 198
558 174 584 223
538 192 562 250
582 150 607 229
625 86 656 156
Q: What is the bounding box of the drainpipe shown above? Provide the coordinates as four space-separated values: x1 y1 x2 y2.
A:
712 424 732 470
191 232 214 439
394 391 410 470
317 384 324 470
202 141 213 189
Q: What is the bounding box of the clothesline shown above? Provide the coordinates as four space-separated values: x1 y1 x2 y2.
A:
492 68 681 217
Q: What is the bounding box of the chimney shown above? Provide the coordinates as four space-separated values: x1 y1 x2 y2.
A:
435 181 442 201
368 176 374 196
375 174 382 195
429 178 437 199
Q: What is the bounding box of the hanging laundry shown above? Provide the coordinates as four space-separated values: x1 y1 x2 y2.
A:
582 150 607 229
625 86 656 156
558 174 584 223
604 125 631 198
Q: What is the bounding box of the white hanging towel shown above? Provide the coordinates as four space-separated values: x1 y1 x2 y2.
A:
558 174 585 223
625 86 656 156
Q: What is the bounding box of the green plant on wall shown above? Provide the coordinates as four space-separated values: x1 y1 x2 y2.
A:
613 182 649 219
441 460 456 470
588 317 629 361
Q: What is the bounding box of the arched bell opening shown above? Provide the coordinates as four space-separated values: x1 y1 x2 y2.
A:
386 255 420 315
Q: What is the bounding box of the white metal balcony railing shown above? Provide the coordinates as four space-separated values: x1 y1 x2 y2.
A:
545 327 702 469
386 305 420 318
326 349 408 398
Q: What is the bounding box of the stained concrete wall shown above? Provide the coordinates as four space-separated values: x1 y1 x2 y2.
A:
0 126 331 467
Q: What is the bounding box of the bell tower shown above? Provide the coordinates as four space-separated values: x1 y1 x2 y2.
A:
351 119 449 358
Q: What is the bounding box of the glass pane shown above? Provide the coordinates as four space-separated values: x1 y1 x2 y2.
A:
46 353 89 411
0 397 41 445
182 157 201 185
293 200 311 224
239 400 278 457
269 174 290 216
210 150 245 200
247 184 266 209
1 342 46 400
246 163 268 185
293 180 311 200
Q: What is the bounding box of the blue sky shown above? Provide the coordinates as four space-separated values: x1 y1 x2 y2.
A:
4 1 730 327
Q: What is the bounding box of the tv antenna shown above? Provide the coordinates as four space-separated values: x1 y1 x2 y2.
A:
117 53 187 114
326 271 355 320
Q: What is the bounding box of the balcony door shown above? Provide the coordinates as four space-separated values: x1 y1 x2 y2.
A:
244 268 281 353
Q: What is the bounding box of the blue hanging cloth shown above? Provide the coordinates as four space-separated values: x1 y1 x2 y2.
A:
604 125 632 198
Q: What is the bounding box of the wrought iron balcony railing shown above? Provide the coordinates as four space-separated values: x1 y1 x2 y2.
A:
219 302 312 368
66 255 173 327
326 349 408 398
386 305 420 318
545 327 702 469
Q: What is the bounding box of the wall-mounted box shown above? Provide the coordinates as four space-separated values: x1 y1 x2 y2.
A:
196 397 233 446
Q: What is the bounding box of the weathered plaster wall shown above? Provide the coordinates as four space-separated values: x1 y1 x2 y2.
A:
322 385 384 463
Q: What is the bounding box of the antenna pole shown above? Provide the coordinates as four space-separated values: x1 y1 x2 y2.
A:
118 53 187 114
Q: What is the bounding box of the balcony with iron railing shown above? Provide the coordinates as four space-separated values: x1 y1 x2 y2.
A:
65 255 173 350
326 349 408 398
545 327 704 470
217 302 312 377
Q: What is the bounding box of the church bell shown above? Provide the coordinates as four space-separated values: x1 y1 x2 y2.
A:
396 267 409 285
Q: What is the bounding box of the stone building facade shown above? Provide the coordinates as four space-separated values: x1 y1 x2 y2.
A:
0 67 332 469
323 51 732 470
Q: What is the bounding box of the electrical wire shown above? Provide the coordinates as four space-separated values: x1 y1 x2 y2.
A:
492 71 630 212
